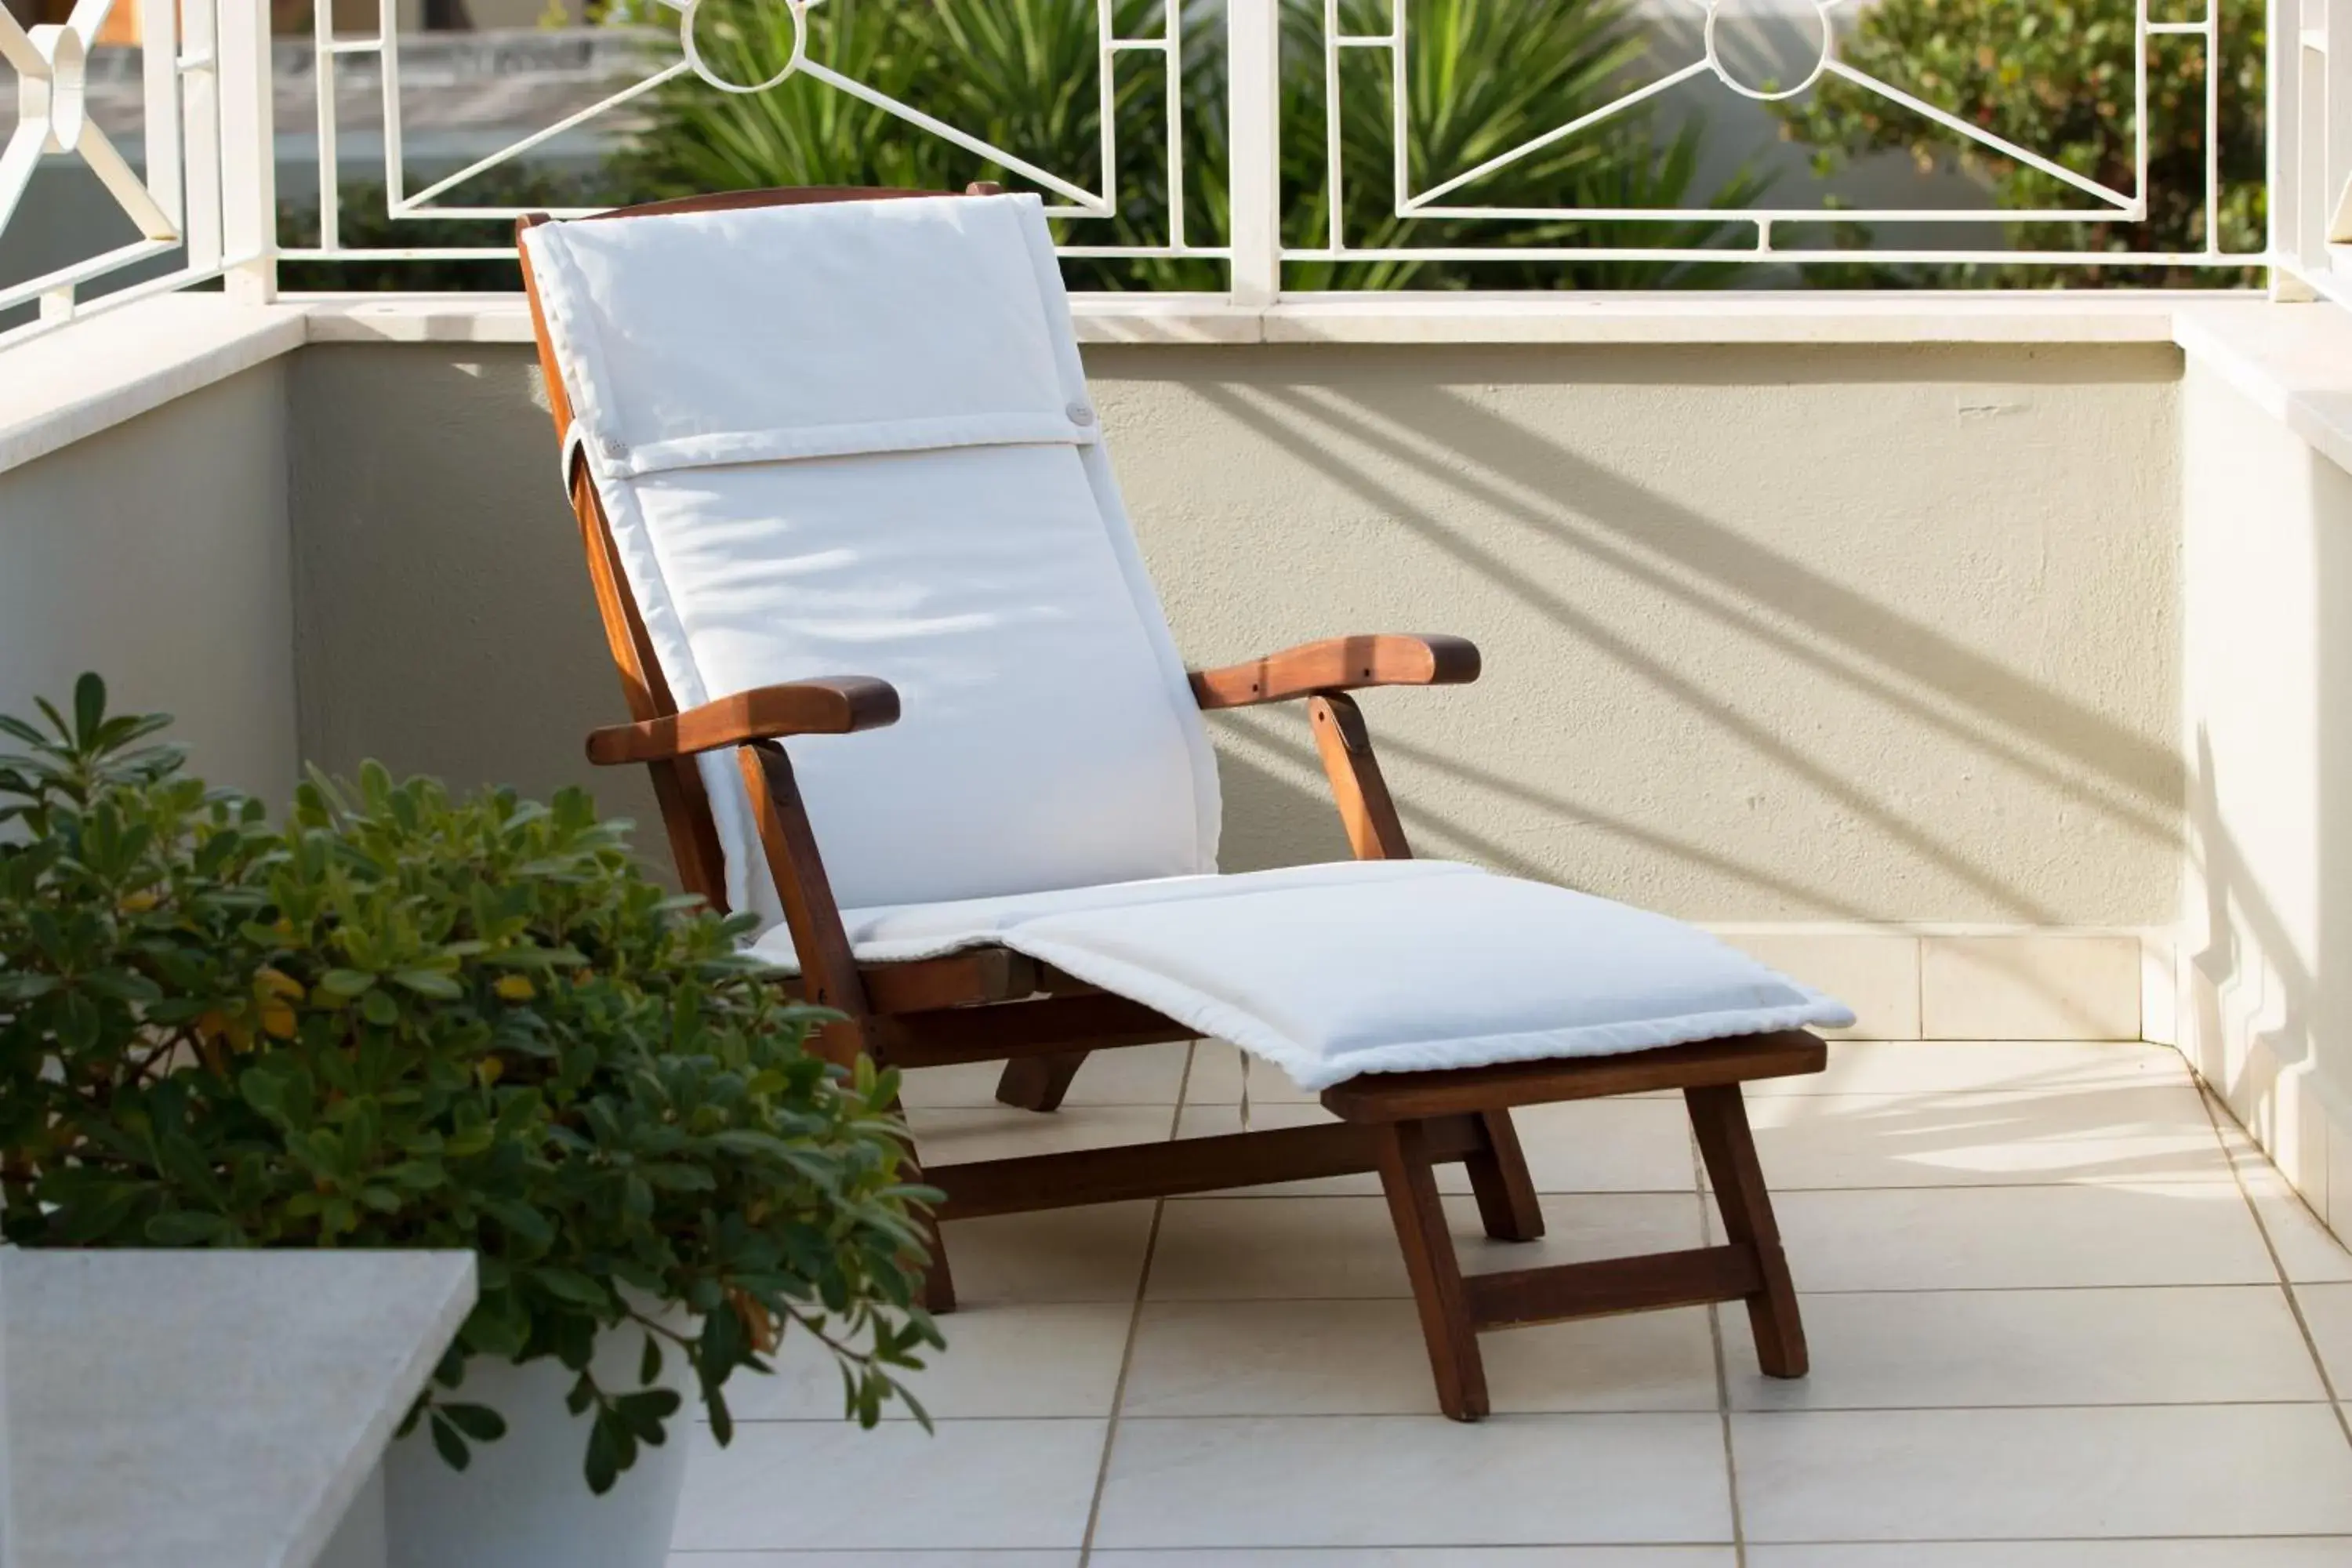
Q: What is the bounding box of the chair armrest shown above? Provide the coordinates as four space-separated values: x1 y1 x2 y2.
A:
585 678 900 764
1189 634 1480 711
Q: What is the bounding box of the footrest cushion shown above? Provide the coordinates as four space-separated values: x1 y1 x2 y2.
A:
752 861 1852 1090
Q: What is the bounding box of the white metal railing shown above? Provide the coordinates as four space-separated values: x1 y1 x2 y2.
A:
2273 0 2352 303
1305 0 2236 271
9 0 2352 340
0 0 275 347
271 0 1232 270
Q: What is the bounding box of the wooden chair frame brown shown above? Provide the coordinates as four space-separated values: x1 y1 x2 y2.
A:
517 185 1824 1419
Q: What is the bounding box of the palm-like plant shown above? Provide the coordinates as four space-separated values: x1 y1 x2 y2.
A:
613 0 1761 289
1279 0 1762 287
617 0 950 193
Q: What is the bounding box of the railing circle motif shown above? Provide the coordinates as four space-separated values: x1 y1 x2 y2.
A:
1700 0 1834 103
677 0 809 96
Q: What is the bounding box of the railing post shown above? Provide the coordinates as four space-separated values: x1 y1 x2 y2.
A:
214 0 275 302
1227 0 1279 307
2326 0 2352 248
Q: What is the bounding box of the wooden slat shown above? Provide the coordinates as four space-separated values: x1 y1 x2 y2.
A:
1465 1244 1762 1330
1320 1032 1828 1122
876 993 1194 1069
930 1114 1485 1220
862 949 1042 1014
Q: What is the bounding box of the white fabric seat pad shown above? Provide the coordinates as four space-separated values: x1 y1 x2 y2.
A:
751 861 1854 1091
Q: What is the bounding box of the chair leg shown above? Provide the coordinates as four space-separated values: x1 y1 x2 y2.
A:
919 1221 958 1315
994 1051 1089 1112
888 1105 958 1315
1686 1083 1805 1377
1374 1118 1490 1420
1461 1109 1545 1243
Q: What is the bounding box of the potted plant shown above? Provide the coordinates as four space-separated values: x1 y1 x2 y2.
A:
0 677 941 1568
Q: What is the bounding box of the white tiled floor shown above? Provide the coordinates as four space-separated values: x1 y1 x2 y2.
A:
671 1040 2352 1566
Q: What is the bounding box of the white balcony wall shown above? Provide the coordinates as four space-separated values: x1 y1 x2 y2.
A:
284 337 2183 928
2179 310 2352 1231
0 361 299 801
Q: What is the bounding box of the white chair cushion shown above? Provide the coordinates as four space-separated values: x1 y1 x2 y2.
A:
529 194 1856 1087
750 861 1855 1090
522 194 1219 920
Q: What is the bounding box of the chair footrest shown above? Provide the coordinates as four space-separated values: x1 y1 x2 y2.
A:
1465 1243 1765 1330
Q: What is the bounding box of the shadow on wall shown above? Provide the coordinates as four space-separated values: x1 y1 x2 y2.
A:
286 345 666 845
1214 704 1889 919
1108 343 2183 930
2188 726 2314 1133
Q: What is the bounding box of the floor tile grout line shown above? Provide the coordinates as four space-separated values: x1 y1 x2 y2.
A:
1074 1041 1197 1564
1912 935 1925 1044
1131 1281 2316 1300
2192 1083 2352 1450
1160 1174 2247 1200
1734 1532 2352 1547
670 1532 2352 1555
713 1396 2352 1426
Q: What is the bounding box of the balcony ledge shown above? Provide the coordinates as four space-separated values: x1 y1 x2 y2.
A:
299 288 2205 347
8 287 2348 479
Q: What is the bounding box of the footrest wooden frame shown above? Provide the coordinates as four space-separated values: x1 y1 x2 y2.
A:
926 1029 1826 1421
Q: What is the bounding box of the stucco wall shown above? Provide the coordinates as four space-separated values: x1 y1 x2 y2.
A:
2180 358 2352 1229
0 363 298 801
286 338 2182 927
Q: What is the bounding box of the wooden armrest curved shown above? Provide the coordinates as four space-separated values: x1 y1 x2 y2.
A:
1189 633 1481 711
586 678 901 764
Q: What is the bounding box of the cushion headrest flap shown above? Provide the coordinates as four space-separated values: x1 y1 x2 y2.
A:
522 193 1094 475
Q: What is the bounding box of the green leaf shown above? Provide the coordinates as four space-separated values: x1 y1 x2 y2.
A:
638 1332 663 1388
615 1387 680 1444
533 1268 611 1309
72 672 107 748
391 969 463 1000
485 1200 554 1249
428 1411 472 1472
437 1401 508 1443
706 1389 735 1447
583 1413 624 1495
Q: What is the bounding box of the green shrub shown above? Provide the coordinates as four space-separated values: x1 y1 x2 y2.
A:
1774 0 2263 285
0 677 939 1492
